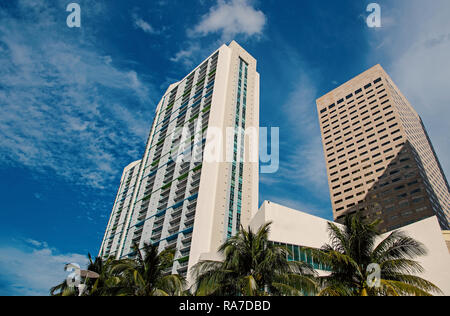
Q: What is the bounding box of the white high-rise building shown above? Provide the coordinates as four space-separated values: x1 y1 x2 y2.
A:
99 41 260 282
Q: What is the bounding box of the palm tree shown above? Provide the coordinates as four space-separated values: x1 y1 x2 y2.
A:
193 222 317 296
50 280 78 296
313 213 442 296
110 243 186 296
50 255 109 296
85 254 123 296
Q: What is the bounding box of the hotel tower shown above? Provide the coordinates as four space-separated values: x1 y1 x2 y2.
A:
99 41 260 281
317 65 450 232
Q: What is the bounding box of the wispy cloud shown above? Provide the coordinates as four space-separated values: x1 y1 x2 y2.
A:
0 1 156 189
262 49 328 195
189 0 266 41
171 0 266 66
259 44 331 218
0 239 88 296
169 43 202 67
366 0 450 179
132 13 160 35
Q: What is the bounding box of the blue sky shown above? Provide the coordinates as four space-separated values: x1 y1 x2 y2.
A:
0 0 449 295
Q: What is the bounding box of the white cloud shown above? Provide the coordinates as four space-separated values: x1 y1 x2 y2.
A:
25 239 48 249
132 14 159 34
0 2 156 189
367 0 450 180
189 0 266 41
169 43 202 67
0 240 88 296
170 0 266 66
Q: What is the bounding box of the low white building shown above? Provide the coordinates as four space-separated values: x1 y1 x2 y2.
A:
250 201 450 295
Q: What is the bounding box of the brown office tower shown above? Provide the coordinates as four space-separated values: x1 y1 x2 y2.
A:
316 65 450 232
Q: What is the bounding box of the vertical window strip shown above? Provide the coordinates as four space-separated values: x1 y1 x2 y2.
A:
227 59 248 238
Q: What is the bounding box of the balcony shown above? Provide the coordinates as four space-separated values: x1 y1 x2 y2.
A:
164 170 175 180
166 164 176 174
168 225 180 235
143 190 153 200
173 195 185 205
191 179 200 188
169 215 182 226
178 260 189 268
177 114 186 123
160 187 171 198
154 216 164 226
187 201 197 210
149 167 158 176
132 235 141 244
165 243 176 251
192 167 202 175
174 192 185 202
141 197 150 205
179 168 190 177
146 169 157 180
182 234 192 244
192 172 201 182
151 232 162 242
158 195 169 205
185 217 195 227
171 207 183 218
153 222 164 232
154 147 163 158
190 111 200 121
180 245 191 256
156 142 164 152
186 210 196 221
175 185 186 196
158 203 169 212
166 238 178 247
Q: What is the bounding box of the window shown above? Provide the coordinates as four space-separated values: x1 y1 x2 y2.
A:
412 197 424 204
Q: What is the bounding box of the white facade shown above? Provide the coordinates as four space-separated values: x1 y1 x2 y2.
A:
99 41 259 282
251 201 450 295
99 160 142 257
